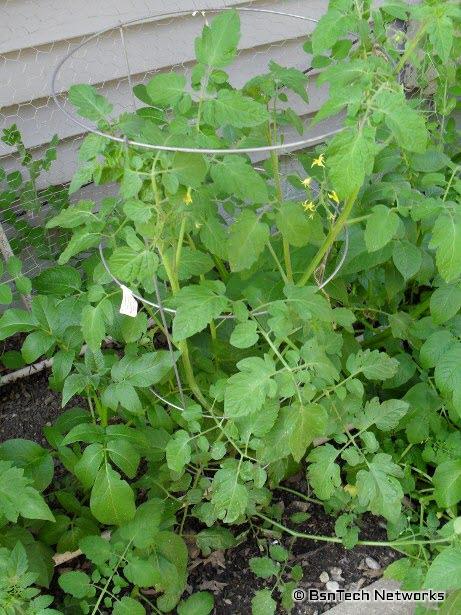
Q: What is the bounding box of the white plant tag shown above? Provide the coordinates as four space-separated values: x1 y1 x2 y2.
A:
119 285 138 317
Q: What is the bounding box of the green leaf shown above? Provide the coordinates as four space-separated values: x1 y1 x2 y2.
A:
311 5 354 54
69 84 112 121
430 284 461 324
108 246 158 283
124 557 157 587
392 241 422 279
159 247 213 282
177 592 214 615
21 331 54 363
123 199 152 223
435 345 461 394
68 164 93 194
346 349 398 381
203 90 270 129
288 403 329 462
326 125 376 198
0 283 12 304
0 439 54 491
46 200 95 229
307 444 341 500
227 210 269 272
33 266 82 296
424 547 461 590
119 499 164 549
269 61 308 102
121 312 148 343
211 466 248 523
112 351 178 387
426 12 454 62
90 464 136 525
284 285 332 322
74 443 104 490
58 229 101 264
196 527 236 555
251 589 276 615
195 10 241 68
0 461 55 522
365 205 400 252
173 280 228 341
113 597 146 615
230 321 259 349
58 570 93 599
79 133 106 161
150 531 188 610
429 210 461 283
146 72 186 106
356 453 403 523
102 383 141 414
360 398 409 431
166 430 191 474
409 149 451 172
61 422 104 446
62 373 88 406
120 168 143 198
224 356 276 418
420 330 456 369
171 152 208 188
249 557 279 579
374 90 428 153
107 439 140 479
211 156 269 203
275 201 322 247
433 460 461 508
0 308 36 341
81 303 108 352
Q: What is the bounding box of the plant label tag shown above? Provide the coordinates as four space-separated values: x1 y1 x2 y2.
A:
120 285 138 317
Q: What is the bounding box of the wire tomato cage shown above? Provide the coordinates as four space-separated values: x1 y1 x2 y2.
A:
52 6 349 411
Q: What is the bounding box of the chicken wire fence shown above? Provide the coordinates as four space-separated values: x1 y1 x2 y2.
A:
0 1 346 290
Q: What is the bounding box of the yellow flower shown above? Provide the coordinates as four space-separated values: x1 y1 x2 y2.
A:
328 190 340 204
311 153 325 168
327 211 335 222
302 176 312 188
344 484 358 497
302 200 316 213
183 187 193 205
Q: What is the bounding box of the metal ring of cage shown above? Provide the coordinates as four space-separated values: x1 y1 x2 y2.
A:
50 6 345 155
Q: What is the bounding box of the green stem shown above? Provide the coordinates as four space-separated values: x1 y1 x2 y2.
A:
267 239 289 285
276 485 322 506
298 190 359 287
256 513 453 548
175 217 187 274
394 22 428 75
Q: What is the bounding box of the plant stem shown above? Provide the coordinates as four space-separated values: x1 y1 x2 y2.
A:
394 22 428 75
267 239 289 285
298 190 359 287
175 216 187 274
255 513 453 548
276 485 322 506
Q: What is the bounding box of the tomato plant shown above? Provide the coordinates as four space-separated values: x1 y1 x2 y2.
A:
0 1 460 612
